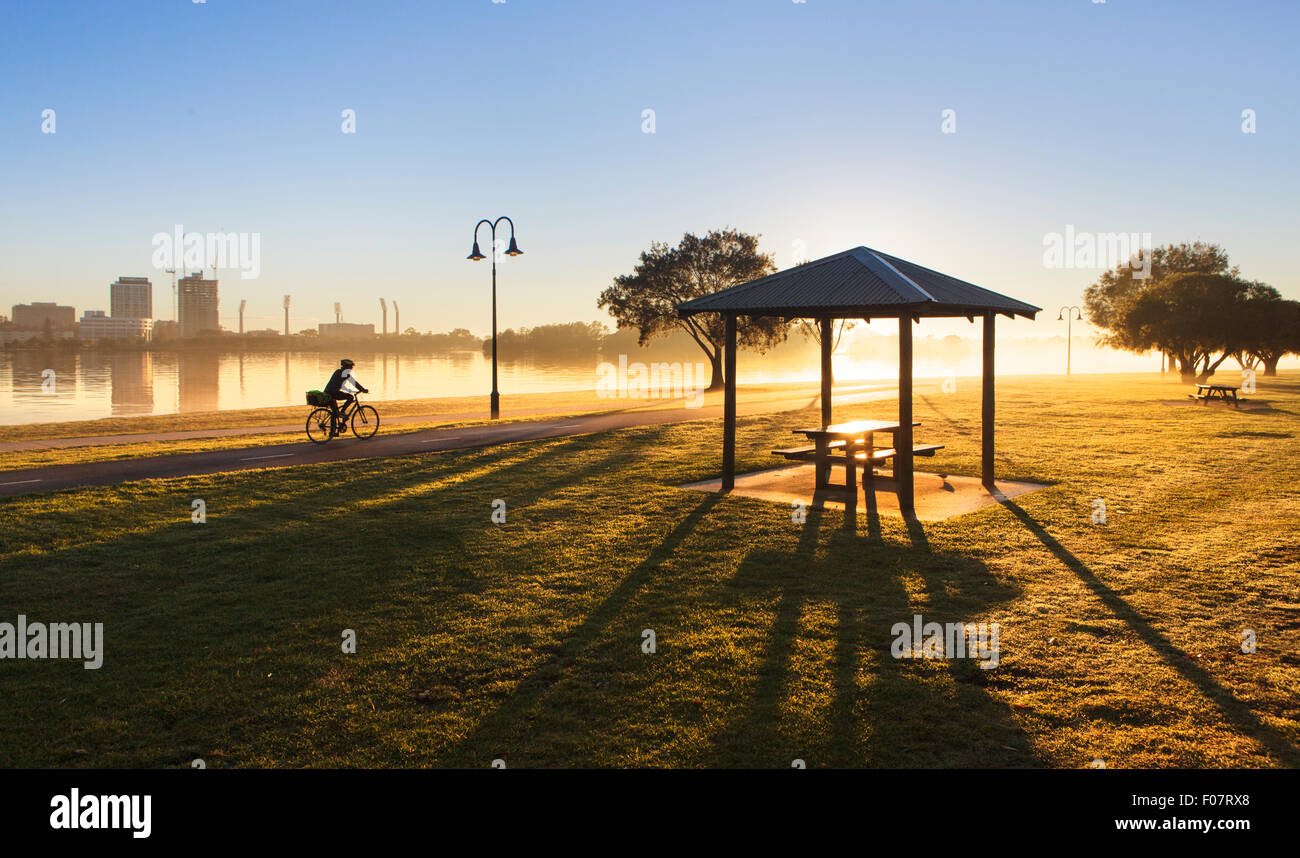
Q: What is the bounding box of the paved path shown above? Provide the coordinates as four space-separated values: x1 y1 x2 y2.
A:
0 384 898 497
0 403 640 452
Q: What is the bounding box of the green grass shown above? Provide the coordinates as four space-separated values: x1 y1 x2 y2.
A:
1 372 1297 768
0 411 597 471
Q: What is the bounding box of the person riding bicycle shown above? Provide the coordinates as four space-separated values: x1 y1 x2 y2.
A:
324 358 369 435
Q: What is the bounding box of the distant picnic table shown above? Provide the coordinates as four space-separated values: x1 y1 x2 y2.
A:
1189 383 1243 408
773 419 942 491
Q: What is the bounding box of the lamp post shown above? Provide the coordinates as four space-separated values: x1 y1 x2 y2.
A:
1058 306 1082 375
467 216 522 419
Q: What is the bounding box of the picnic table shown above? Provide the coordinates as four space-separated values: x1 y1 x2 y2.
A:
773 419 943 491
1189 384 1243 407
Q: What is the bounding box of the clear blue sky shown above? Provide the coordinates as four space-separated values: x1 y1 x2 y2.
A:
1 0 1296 337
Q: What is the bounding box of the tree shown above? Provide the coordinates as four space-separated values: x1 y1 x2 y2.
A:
1123 272 1279 382
598 228 788 389
1084 241 1238 377
1240 296 1300 376
796 318 855 384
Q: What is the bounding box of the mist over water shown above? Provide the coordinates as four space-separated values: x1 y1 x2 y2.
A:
0 336 1262 426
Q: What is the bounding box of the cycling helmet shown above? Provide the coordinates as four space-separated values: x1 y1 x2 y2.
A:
340 358 355 368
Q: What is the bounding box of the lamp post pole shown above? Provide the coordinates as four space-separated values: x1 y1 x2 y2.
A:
468 217 522 419
1058 306 1082 375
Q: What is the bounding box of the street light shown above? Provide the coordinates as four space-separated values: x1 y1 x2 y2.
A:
1058 306 1082 375
467 216 523 419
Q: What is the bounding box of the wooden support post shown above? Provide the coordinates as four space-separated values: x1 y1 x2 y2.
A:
819 317 833 427
982 312 995 487
898 314 914 512
722 313 737 491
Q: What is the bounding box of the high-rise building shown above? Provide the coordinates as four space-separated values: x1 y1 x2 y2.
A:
12 302 75 331
110 276 153 320
178 272 219 337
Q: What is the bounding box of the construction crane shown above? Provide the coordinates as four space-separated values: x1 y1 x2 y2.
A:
164 267 178 322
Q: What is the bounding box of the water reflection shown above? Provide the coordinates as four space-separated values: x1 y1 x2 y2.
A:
110 352 154 416
0 338 1166 426
178 353 220 413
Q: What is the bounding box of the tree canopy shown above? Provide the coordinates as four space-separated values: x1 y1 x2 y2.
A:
598 228 787 389
1083 242 1297 379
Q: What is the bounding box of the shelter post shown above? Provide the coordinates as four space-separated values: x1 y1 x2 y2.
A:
898 314 914 512
722 313 737 491
982 312 995 486
819 317 832 426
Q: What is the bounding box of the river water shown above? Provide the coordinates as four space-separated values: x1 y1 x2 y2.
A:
0 338 1178 425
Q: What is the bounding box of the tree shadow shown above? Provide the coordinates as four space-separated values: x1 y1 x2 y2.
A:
998 495 1300 767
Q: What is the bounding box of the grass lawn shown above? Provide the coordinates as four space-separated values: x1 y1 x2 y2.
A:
1 372 1297 768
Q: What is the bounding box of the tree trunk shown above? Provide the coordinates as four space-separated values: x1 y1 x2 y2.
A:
707 350 724 391
1262 357 1280 377
1195 352 1232 384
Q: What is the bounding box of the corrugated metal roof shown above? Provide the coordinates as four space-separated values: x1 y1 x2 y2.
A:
676 246 1040 319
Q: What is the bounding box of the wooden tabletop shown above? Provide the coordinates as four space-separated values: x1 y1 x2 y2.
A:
795 420 919 438
1195 384 1237 390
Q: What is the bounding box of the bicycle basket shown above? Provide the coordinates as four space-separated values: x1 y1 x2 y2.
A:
306 390 330 407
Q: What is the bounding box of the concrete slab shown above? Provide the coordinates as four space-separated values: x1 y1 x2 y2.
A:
679 464 1047 522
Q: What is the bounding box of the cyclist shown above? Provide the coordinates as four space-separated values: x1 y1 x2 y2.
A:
324 358 369 435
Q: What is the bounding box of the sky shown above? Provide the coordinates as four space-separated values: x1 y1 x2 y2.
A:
1 0 1297 342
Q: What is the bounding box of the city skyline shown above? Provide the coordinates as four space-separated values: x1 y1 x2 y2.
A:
2 0 1297 341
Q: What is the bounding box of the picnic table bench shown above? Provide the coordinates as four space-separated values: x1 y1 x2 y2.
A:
773 419 943 491
1189 384 1244 407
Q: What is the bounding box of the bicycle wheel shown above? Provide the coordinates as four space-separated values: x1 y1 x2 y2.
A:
306 408 334 444
351 405 380 439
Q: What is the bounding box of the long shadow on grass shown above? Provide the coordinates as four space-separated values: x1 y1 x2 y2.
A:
441 492 723 766
1000 497 1300 767
0 431 653 765
918 393 977 440
701 504 1039 767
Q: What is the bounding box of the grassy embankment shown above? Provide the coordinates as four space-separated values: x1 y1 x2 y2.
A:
0 372 1297 767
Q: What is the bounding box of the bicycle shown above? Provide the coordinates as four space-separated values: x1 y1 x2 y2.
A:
305 392 380 444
